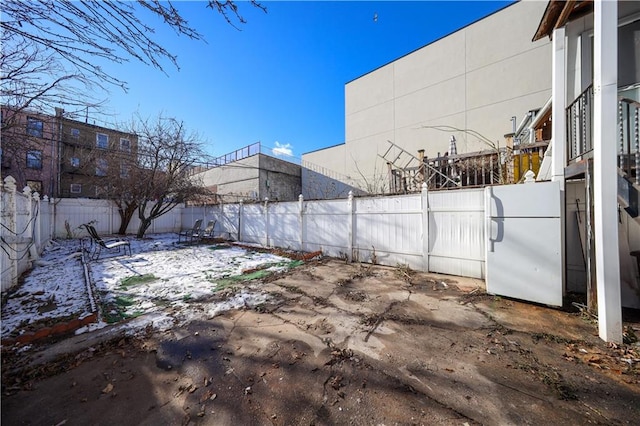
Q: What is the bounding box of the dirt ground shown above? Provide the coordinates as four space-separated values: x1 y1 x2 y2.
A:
2 258 639 425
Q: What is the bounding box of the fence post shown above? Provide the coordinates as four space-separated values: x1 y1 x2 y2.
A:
23 186 39 261
3 177 18 288
49 196 56 239
298 194 304 252
238 200 243 241
264 197 270 247
347 191 354 262
32 191 41 256
421 183 430 272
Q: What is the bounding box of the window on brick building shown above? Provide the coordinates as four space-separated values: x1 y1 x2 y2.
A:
70 183 82 194
120 138 131 152
120 161 130 178
96 133 108 149
71 157 80 168
26 150 42 169
26 180 42 194
96 158 108 176
71 128 80 138
26 117 43 137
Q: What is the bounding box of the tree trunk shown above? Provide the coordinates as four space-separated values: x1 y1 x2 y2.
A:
117 203 138 235
137 218 153 239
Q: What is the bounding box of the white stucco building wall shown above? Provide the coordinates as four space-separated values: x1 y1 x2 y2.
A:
303 0 553 190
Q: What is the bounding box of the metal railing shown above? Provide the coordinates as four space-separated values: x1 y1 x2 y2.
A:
566 84 640 185
566 85 593 161
618 97 640 185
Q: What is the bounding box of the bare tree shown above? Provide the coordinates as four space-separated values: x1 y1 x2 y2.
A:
1 0 265 125
127 114 209 238
351 154 389 195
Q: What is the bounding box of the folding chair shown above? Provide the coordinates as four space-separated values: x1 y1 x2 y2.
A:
178 219 203 244
82 224 131 260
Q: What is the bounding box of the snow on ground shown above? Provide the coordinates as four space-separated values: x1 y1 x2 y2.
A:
1 233 297 340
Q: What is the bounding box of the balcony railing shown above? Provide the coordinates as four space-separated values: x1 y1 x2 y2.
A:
566 85 640 185
618 97 640 184
566 85 593 161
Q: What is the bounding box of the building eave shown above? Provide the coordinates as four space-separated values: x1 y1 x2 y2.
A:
532 0 594 41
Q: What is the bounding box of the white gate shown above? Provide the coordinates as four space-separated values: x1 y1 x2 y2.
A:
485 181 563 306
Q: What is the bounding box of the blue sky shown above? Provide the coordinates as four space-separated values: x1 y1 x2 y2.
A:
93 1 514 160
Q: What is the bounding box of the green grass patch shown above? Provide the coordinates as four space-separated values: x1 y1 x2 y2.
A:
208 245 228 251
115 295 136 306
213 270 271 292
120 273 157 289
101 295 144 324
287 260 304 268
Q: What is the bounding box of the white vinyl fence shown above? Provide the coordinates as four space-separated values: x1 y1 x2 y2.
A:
2 175 485 292
1 175 182 291
54 198 181 237
1 177 54 291
185 184 486 279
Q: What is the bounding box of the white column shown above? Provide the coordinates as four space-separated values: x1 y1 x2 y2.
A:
551 27 568 296
593 0 622 343
551 26 567 184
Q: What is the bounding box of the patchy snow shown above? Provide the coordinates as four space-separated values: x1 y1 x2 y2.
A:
1 233 298 341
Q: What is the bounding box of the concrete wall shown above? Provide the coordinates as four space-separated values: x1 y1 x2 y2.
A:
259 155 302 201
303 0 553 191
196 154 301 202
199 155 261 200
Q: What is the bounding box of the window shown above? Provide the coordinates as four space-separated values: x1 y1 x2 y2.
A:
26 150 42 169
96 133 108 149
71 157 80 168
70 183 82 194
26 117 43 137
120 161 130 178
26 180 42 194
120 138 131 152
96 158 108 176
71 128 80 138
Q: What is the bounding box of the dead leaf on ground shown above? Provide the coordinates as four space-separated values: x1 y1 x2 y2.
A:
102 383 114 394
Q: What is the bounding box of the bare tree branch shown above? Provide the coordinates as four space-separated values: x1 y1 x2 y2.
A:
1 0 265 119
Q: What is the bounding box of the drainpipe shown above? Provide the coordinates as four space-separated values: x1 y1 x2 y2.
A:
54 108 64 238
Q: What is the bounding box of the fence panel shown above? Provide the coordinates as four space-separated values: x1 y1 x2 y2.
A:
220 204 240 240
304 199 350 257
354 194 423 269
428 188 485 278
241 203 266 245
269 202 301 251
54 198 113 237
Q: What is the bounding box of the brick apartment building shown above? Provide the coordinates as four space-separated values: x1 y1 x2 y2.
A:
57 113 138 198
1 108 59 197
1 107 137 198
